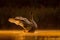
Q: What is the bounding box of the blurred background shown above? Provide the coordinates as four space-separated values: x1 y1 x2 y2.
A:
0 0 60 30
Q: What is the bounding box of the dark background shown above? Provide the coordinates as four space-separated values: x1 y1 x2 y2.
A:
0 0 60 30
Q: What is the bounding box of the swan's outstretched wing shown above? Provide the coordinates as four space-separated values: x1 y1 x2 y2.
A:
15 16 38 28
15 16 32 25
8 18 28 30
8 18 30 32
8 18 24 27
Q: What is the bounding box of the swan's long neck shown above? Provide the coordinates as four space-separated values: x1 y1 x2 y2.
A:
30 13 38 28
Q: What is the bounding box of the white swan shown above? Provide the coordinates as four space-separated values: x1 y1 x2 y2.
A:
8 14 37 32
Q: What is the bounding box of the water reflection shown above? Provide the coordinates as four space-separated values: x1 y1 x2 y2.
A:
0 36 60 40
